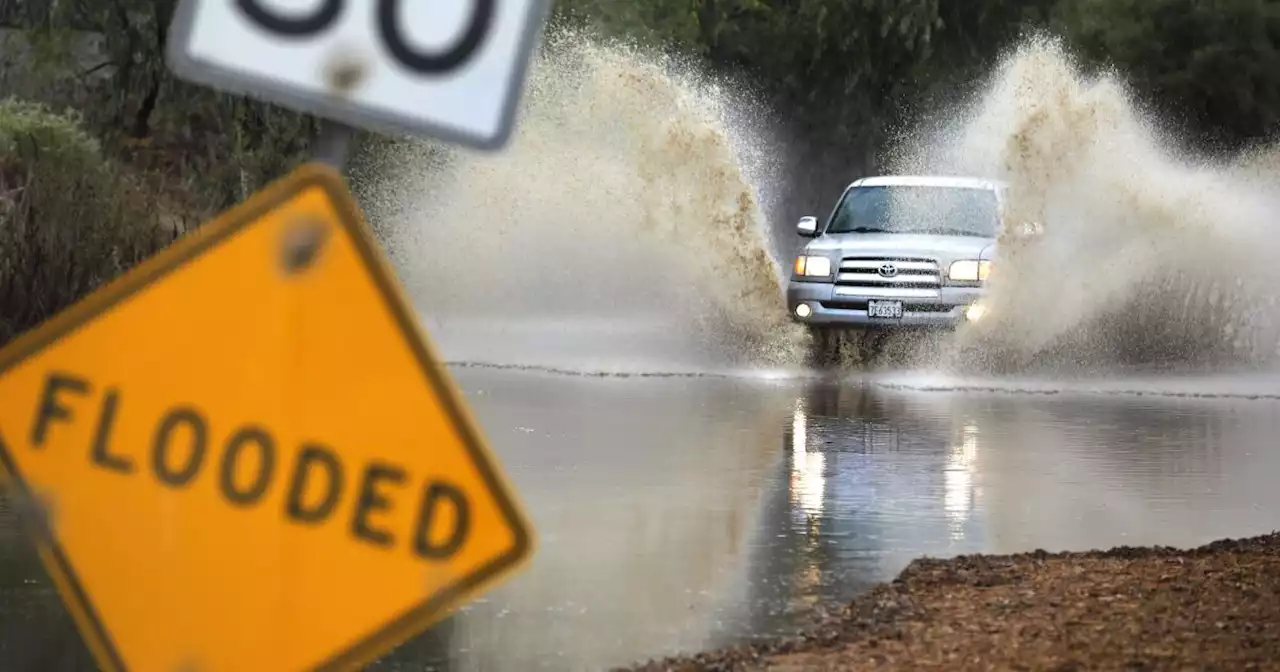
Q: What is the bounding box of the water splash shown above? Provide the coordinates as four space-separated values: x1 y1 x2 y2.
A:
889 34 1280 372
351 28 809 371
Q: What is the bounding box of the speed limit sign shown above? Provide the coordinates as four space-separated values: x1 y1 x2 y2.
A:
167 0 553 150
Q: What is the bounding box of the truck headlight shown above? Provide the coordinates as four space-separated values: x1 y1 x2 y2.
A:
793 256 832 278
948 260 991 282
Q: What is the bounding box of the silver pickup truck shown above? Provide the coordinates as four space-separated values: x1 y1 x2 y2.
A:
787 175 1021 362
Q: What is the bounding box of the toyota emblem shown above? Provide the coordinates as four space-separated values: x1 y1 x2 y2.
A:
878 263 898 277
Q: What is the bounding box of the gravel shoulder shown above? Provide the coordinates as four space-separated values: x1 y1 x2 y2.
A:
622 533 1280 671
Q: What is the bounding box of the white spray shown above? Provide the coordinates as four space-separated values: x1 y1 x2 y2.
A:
352 28 809 372
890 35 1280 372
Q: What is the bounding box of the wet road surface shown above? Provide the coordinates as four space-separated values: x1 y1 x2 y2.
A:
3 366 1280 670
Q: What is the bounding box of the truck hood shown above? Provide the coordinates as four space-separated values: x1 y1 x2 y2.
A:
805 232 996 261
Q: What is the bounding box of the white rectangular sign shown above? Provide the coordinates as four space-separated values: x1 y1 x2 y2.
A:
167 0 552 150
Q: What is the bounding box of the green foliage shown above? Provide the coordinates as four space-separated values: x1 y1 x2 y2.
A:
1055 0 1280 148
0 0 323 337
552 0 705 51
0 98 172 346
7 0 1279 267
21 0 320 214
549 0 954 152
549 0 1280 166
15 0 1278 190
729 0 945 147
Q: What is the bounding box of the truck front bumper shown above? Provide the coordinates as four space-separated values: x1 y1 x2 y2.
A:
786 281 986 330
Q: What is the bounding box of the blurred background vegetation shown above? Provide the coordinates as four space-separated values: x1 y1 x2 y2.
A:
1 0 1278 342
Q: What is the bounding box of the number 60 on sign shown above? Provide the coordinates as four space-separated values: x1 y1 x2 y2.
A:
167 0 553 150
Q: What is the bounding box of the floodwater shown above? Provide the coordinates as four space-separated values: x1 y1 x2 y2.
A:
314 31 1280 669
371 366 1280 671
6 364 1278 670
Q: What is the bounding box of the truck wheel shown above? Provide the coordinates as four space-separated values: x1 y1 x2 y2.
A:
865 330 890 361
806 327 838 368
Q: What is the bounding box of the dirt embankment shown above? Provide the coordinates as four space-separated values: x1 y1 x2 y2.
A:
622 533 1280 671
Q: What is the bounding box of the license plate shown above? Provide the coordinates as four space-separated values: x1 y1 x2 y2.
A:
867 300 903 319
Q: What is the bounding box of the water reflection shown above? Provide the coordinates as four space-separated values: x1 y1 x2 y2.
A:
745 380 1280 642
744 381 993 639
782 399 824 617
944 423 979 539
386 369 794 671
791 381 984 550
789 400 825 518
2 370 1280 671
965 394 1255 554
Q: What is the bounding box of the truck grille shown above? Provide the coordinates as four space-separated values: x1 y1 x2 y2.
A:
833 257 941 299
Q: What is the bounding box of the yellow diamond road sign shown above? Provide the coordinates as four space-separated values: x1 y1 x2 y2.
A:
0 163 533 671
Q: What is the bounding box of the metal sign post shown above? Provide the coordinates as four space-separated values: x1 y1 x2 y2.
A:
312 119 357 170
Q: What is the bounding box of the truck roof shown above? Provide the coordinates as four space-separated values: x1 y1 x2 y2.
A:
850 175 1006 190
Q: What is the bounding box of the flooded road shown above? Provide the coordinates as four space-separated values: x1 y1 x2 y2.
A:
372 366 1280 670
3 366 1280 670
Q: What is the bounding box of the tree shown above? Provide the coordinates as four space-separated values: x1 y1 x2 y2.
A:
1056 0 1280 150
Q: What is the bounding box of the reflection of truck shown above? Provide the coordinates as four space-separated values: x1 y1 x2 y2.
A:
787 175 1022 363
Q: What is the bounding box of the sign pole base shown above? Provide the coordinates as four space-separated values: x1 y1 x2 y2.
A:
313 118 356 170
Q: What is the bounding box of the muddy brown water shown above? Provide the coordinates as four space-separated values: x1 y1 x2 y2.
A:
2 366 1279 671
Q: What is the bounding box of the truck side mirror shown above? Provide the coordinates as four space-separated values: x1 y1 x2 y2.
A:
797 216 818 237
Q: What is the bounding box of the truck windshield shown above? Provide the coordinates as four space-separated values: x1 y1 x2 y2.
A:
825 185 1000 237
